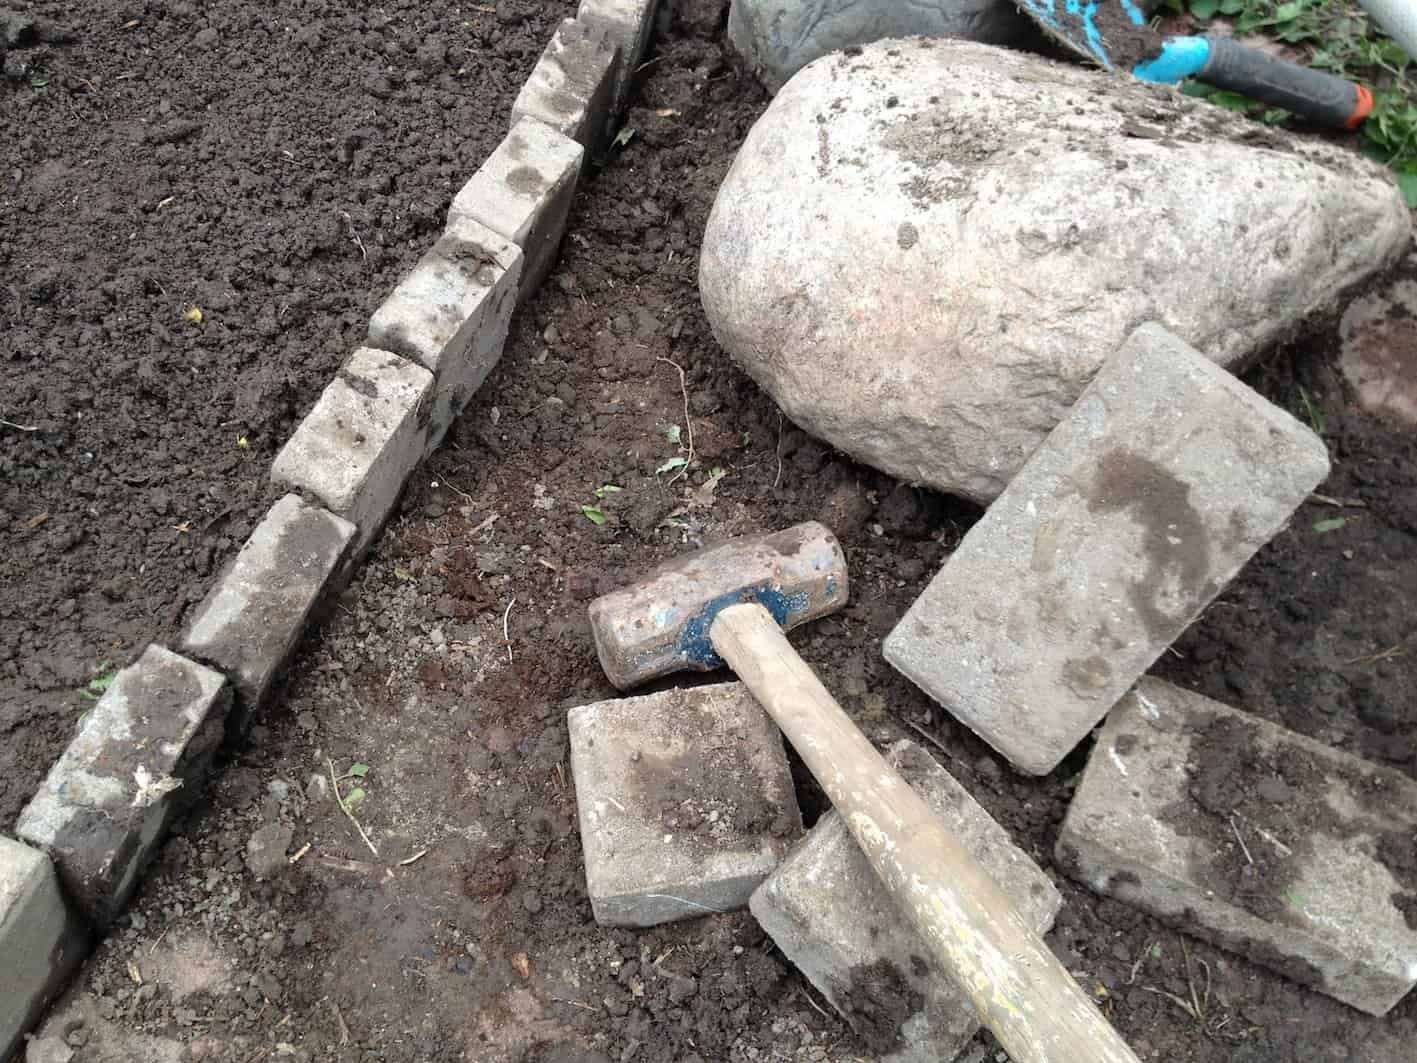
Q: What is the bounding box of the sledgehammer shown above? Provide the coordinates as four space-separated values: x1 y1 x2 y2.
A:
589 522 1139 1063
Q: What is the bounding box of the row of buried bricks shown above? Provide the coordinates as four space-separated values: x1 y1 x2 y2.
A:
0 2 663 1058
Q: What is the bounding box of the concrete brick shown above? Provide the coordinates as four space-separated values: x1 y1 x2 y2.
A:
180 494 354 736
577 0 660 130
449 118 584 304
750 740 1061 1060
511 18 619 151
883 323 1330 776
1 837 87 1063
270 347 434 556
17 646 229 928
367 217 522 448
568 682 801 927
1057 678 1417 1016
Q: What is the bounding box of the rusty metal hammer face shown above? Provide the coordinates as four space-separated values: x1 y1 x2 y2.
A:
588 522 849 690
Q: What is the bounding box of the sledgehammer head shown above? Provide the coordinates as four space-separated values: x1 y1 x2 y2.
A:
589 522 848 690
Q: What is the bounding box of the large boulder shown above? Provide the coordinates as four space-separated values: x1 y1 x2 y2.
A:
727 0 1036 93
700 39 1411 503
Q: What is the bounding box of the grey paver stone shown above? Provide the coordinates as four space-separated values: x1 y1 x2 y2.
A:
576 0 660 131
750 739 1061 1060
270 347 434 555
367 219 522 448
17 646 229 928
1 837 88 1063
1057 677 1417 1016
511 18 619 151
449 118 584 303
883 323 1331 775
568 682 801 927
180 494 354 736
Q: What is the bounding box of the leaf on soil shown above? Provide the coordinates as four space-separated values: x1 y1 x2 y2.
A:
1313 517 1347 533
1298 387 1326 437
593 484 622 499
344 787 367 808
1398 171 1417 209
656 456 688 475
613 127 637 149
661 424 682 444
349 763 370 777
581 505 607 525
183 305 204 324
82 663 117 700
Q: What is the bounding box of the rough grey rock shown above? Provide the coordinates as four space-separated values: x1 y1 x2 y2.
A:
25 1037 74 1063
449 118 584 304
1 838 87 1063
245 824 294 881
511 18 619 151
270 348 434 556
180 495 354 737
17 646 230 927
567 683 801 926
700 38 1411 503
727 0 1036 92
882 323 1330 775
750 740 1060 1060
1338 256 1417 427
1058 678 1417 1016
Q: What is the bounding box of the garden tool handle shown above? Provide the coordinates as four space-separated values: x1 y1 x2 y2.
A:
1200 36 1372 128
708 602 1141 1063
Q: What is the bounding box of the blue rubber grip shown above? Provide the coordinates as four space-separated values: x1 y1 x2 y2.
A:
1133 37 1212 84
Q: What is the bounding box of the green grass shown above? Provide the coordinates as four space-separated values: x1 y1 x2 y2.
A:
1165 0 1417 203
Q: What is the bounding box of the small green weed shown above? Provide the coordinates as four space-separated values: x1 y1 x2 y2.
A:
80 661 118 701
1166 0 1417 203
330 758 379 856
1299 387 1326 435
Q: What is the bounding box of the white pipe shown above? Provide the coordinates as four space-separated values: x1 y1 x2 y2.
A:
1358 0 1417 62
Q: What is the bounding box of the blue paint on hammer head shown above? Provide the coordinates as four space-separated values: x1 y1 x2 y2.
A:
677 584 811 670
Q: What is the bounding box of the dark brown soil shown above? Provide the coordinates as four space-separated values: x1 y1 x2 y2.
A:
0 0 577 826
828 959 924 1054
5 4 1416 1063
1170 708 1417 932
1027 0 1165 71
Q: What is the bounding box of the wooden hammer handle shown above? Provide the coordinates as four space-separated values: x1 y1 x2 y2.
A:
710 603 1140 1063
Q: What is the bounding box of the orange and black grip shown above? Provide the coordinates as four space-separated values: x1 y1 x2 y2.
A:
1201 36 1372 129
